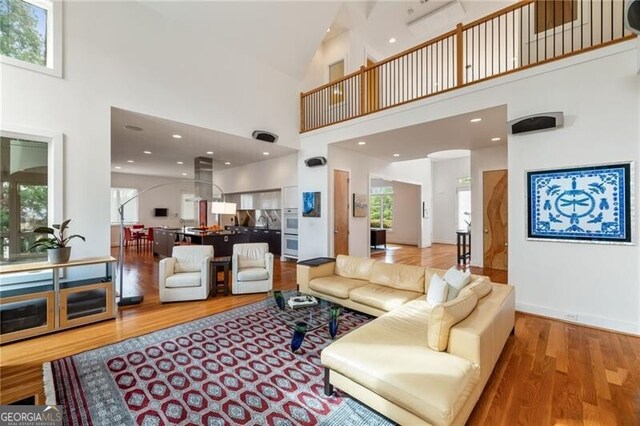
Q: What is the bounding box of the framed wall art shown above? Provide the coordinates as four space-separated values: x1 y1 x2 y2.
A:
302 191 321 217
353 193 368 217
527 163 632 244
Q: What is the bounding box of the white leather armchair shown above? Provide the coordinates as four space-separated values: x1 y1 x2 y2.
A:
159 245 213 303
231 243 273 294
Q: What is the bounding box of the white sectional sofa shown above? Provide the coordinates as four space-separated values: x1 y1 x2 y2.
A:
297 255 515 426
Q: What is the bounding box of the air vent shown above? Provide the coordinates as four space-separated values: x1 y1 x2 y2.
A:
508 112 564 135
252 130 278 143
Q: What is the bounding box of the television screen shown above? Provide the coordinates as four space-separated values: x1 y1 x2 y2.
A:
154 208 168 217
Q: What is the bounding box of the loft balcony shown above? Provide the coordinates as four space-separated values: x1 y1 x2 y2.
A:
300 0 636 133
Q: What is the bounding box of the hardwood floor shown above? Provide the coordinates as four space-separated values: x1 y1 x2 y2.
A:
1 244 638 425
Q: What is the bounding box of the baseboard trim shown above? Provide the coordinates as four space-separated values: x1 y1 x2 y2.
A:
431 239 455 245
516 302 639 336
386 239 418 246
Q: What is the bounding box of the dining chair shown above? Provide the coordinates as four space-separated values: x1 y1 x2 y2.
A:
123 227 139 248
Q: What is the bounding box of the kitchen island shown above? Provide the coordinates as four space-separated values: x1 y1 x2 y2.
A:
153 227 281 258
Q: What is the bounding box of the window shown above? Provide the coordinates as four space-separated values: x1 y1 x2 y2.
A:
110 188 139 224
0 0 61 76
328 59 345 105
180 192 196 221
370 185 393 229
457 188 471 231
0 137 49 262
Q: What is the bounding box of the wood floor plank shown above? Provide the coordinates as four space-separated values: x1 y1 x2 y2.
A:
1 243 638 426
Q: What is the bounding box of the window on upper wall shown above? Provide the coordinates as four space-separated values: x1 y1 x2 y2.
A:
0 137 49 263
370 185 393 229
110 188 139 224
0 0 61 76
328 59 345 105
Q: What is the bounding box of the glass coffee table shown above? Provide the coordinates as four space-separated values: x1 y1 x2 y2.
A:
267 291 341 352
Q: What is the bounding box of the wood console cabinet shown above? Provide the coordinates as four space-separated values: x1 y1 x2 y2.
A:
0 256 116 344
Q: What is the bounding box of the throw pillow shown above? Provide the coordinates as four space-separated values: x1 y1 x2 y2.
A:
426 274 449 307
427 290 478 351
459 277 493 300
444 267 471 301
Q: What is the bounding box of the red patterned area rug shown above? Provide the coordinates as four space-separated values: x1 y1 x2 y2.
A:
43 296 393 425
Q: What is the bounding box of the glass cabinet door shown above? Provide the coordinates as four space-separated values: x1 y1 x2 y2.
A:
60 283 113 328
0 292 55 343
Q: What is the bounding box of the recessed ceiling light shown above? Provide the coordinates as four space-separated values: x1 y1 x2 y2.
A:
358 141 366 145
114 166 121 169
326 28 331 33
127 160 134 163
143 150 152 154
206 151 214 155
181 173 187 176
491 137 501 142
124 125 143 132
262 152 270 156
393 153 400 157
177 161 184 165
172 134 182 139
225 162 231 165
389 37 396 44
470 118 482 123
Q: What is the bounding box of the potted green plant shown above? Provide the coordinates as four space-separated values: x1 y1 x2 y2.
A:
29 219 85 264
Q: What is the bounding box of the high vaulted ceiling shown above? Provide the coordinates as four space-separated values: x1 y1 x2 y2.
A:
140 1 343 80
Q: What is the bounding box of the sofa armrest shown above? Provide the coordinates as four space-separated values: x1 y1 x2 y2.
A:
201 256 213 292
297 262 335 293
448 284 515 374
159 257 176 288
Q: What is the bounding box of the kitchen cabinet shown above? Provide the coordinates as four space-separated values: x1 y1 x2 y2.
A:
283 186 298 209
0 257 116 344
154 229 178 258
249 229 281 256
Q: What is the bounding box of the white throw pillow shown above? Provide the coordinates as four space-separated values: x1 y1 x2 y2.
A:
426 274 449 307
444 267 472 301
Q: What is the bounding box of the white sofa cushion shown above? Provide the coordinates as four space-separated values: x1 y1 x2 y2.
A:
309 276 368 299
426 274 449 307
322 298 479 425
443 267 471 301
238 256 265 269
369 262 425 293
349 284 422 312
172 246 213 273
335 255 377 281
165 272 202 288
237 268 269 281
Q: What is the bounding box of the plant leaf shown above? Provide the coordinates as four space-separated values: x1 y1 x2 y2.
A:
62 235 86 245
59 219 71 233
32 227 55 235
52 224 61 230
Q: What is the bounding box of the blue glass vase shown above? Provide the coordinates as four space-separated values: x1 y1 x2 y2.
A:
328 306 340 339
273 291 286 310
291 322 308 352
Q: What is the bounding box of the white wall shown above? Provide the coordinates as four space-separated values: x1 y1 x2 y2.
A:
2 1 302 261
109 173 197 246
432 157 471 244
213 153 298 194
299 41 640 334
327 145 431 258
386 180 421 246
470 145 508 265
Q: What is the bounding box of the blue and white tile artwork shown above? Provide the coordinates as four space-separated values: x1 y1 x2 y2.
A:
527 163 632 243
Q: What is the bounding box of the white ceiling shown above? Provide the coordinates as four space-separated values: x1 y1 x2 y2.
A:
140 1 342 80
111 108 297 178
333 104 507 162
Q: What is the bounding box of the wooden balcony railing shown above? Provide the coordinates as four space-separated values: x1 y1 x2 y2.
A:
300 0 635 133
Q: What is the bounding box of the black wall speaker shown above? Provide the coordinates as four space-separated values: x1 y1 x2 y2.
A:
626 0 640 34
252 130 278 143
507 112 564 135
304 156 327 167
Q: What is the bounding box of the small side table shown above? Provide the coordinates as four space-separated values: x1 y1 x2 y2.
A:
210 256 231 297
456 231 471 265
